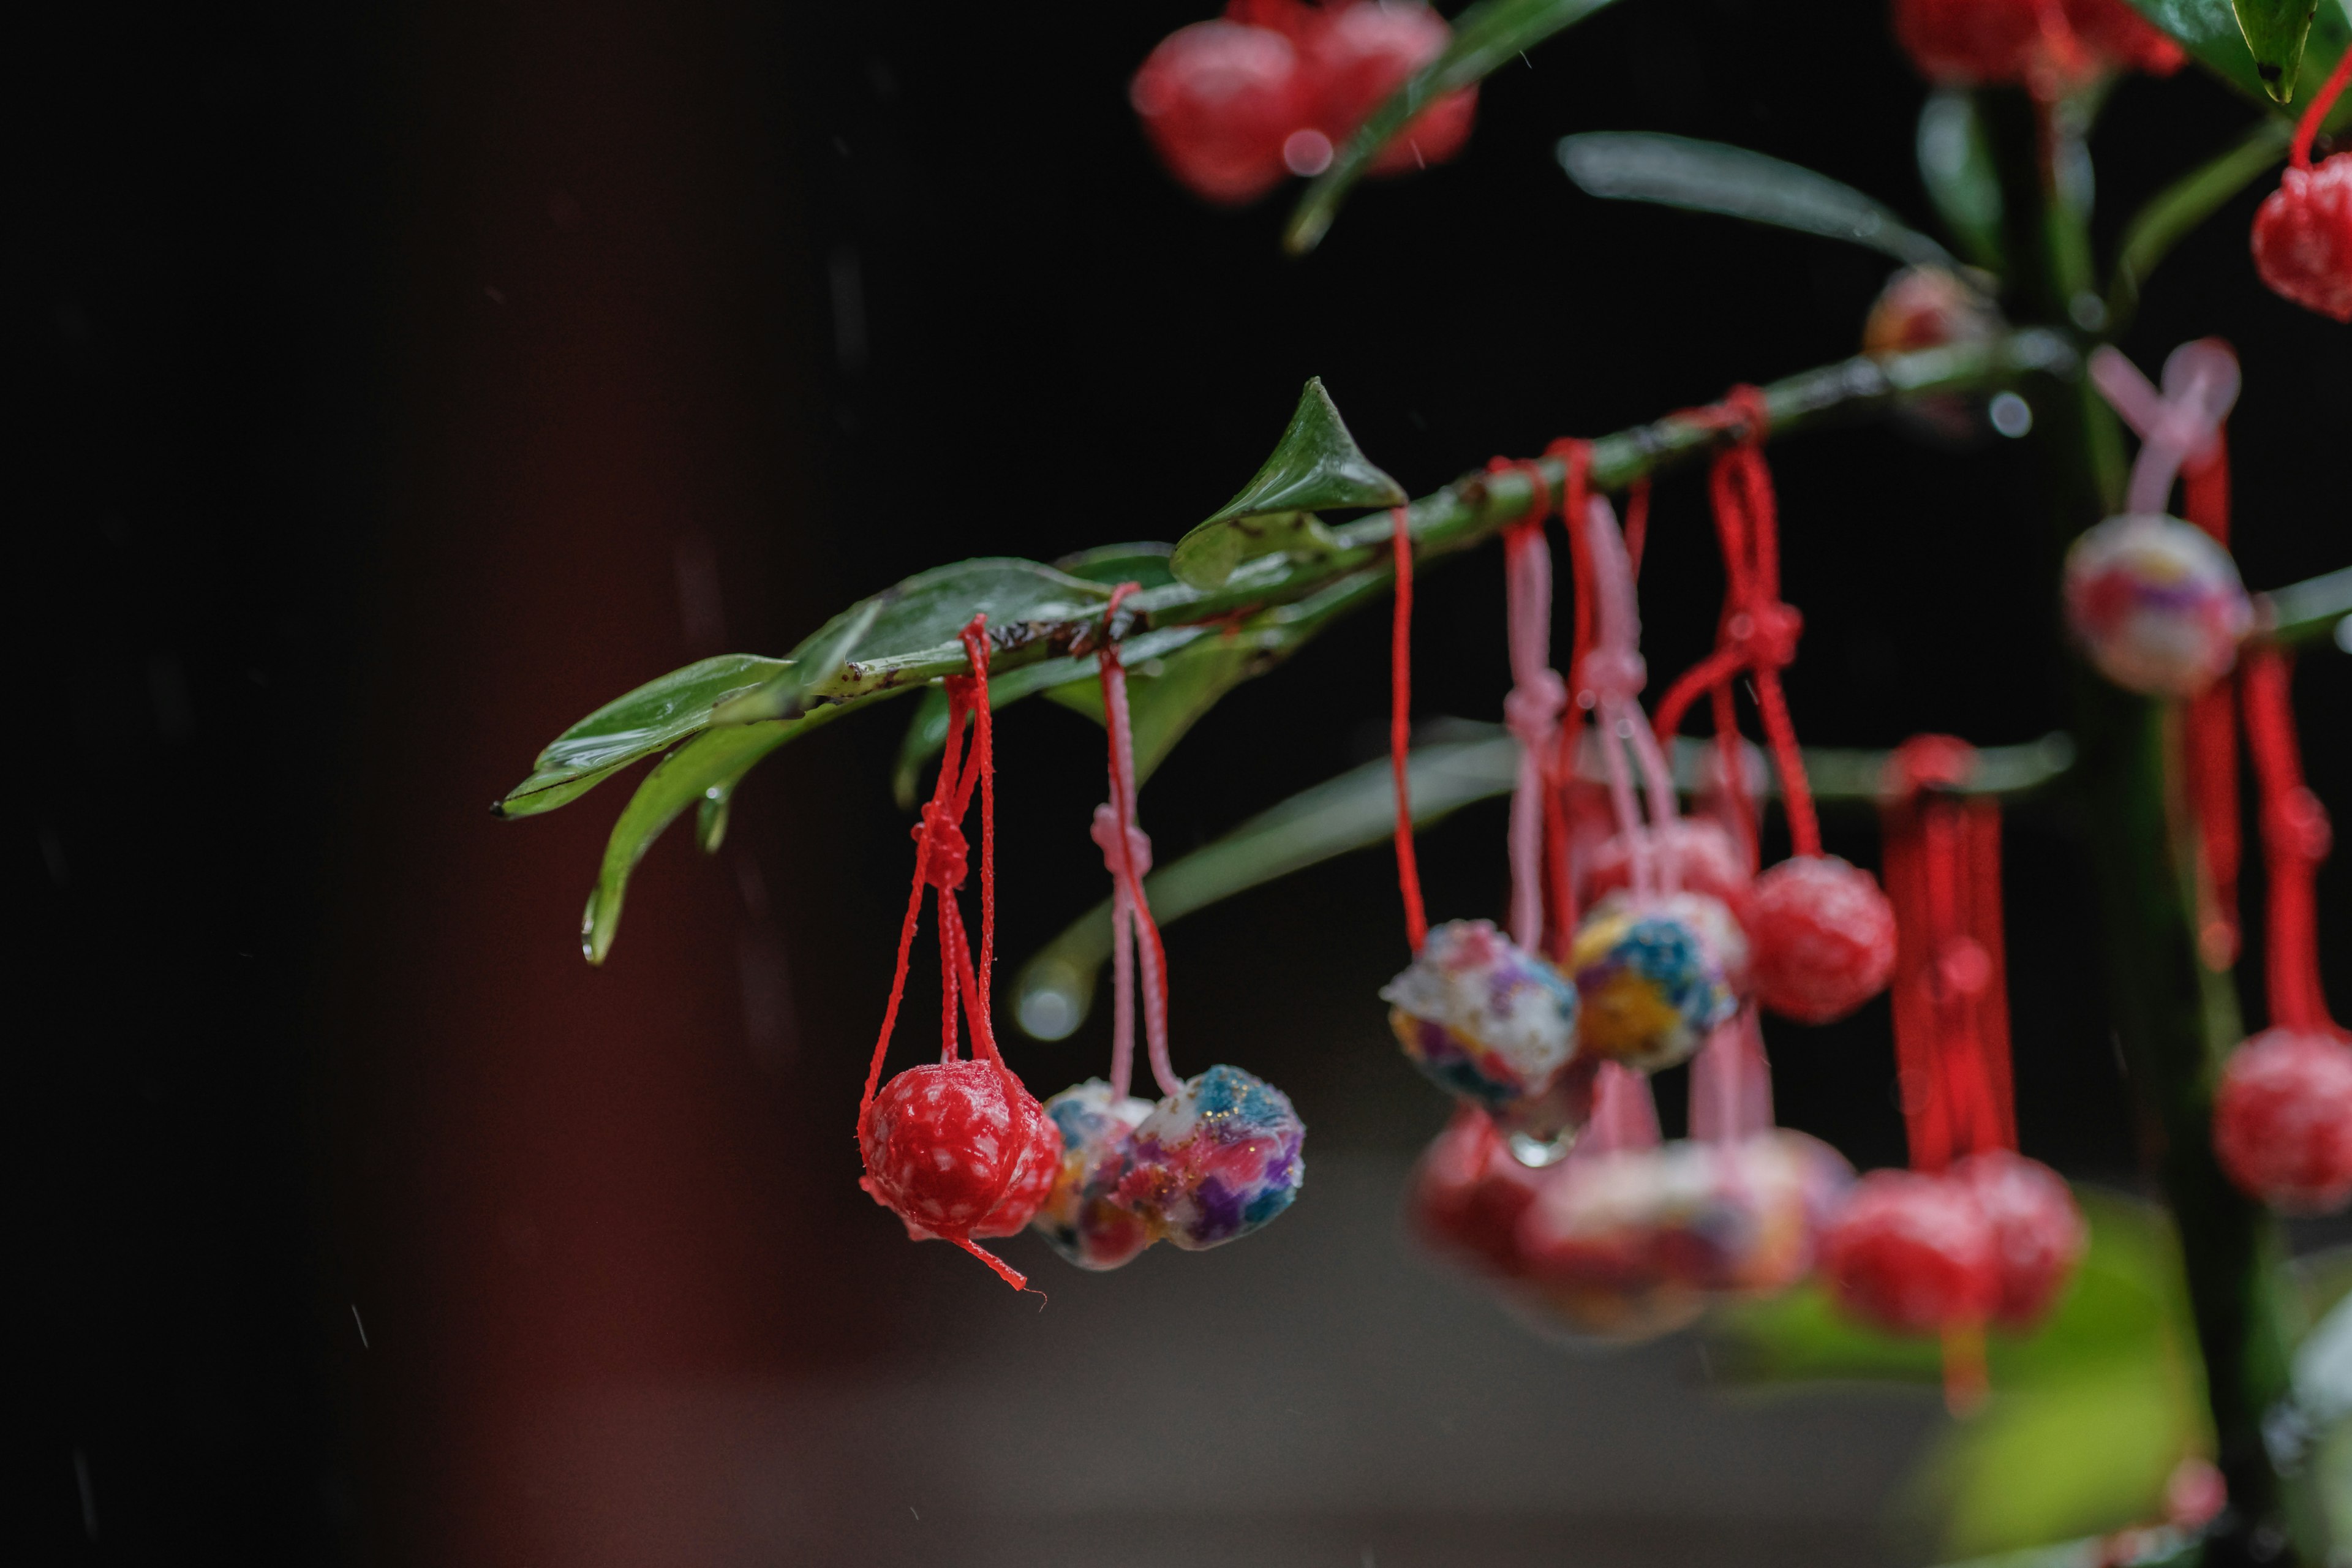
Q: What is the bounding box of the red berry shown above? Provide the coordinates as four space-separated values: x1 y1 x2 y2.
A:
1582 818 1755 926
1305 1 1476 175
2214 1030 2352 1213
1864 266 2000 357
1408 1105 1545 1278
1747 856 1897 1024
1892 0 2180 89
2062 0 2185 77
2252 157 2352 323
860 1060 1060 1241
1130 20 1309 205
1819 1169 1999 1334
1951 1148 2085 1330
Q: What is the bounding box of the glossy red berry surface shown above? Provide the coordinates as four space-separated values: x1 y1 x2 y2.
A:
1408 1105 1544 1278
1130 20 1308 205
1746 856 1897 1024
1819 1169 1999 1334
860 1060 1060 1240
2252 158 2352 323
1582 818 1754 925
1951 1148 2085 1329
1306 1 1476 175
2214 1029 2352 1213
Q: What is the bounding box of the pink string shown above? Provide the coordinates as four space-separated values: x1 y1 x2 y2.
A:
1574 496 1683 899
1502 519 1567 950
2087 340 2239 518
1095 585 1182 1099
1581 1062 1663 1155
1689 1006 1774 1143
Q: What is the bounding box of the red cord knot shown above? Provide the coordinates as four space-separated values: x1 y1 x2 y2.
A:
1502 667 1566 745
1726 600 1803 670
2271 786 2334 864
1932 937 1992 1003
914 804 970 889
1091 802 1153 881
1883 734 1978 803
1575 647 1646 704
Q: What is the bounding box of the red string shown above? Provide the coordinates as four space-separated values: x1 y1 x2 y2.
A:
2291 45 2352 172
1882 737 2015 1169
1390 507 1428 951
1653 386 1820 859
2181 432 2242 969
2243 648 2337 1036
1623 476 1651 581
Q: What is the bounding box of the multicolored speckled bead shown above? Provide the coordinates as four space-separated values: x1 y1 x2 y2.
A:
1031 1080 1157 1271
1117 1065 1306 1250
1381 919 1581 1109
2062 513 2251 698
1567 892 1744 1071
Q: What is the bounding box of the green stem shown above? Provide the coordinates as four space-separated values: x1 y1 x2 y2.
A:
2108 119 2293 330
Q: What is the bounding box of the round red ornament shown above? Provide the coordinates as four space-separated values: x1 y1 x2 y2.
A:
1892 0 2180 91
1746 855 1898 1025
1306 1 1476 174
1951 1148 2086 1329
1130 20 1308 205
2214 1029 2352 1213
2253 158 2352 323
861 1059 1062 1241
1819 1168 1999 1334
1408 1105 1545 1278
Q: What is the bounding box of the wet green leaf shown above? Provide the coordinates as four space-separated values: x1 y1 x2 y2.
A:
2127 0 2351 115
710 558 1112 726
1054 540 1178 589
497 652 791 818
2232 0 2322 100
1560 132 1958 268
580 719 809 964
1169 380 1405 590
1918 92 2007 273
1285 0 1626 254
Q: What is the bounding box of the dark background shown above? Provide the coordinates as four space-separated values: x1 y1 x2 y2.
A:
18 0 2349 1562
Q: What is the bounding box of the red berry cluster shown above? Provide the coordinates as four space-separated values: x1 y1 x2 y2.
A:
1893 0 2182 94
1819 1152 2084 1335
2252 51 2352 322
1131 1 1476 205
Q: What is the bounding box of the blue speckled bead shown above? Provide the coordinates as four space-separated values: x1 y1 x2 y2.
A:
1568 892 1743 1072
1031 1080 1157 1271
1381 919 1581 1110
1116 1065 1305 1251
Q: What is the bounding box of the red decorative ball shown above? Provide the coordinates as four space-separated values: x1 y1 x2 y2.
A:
860 1060 1060 1241
1746 856 1897 1024
1819 1169 1999 1335
1582 818 1754 926
2252 158 2352 324
1408 1105 1545 1278
2214 1029 2352 1213
1892 0 2180 89
1306 1 1476 175
1130 20 1309 206
1951 1148 2086 1330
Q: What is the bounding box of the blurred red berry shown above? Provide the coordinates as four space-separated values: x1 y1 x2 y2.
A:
2214 1029 2352 1212
1820 1168 1999 1334
1306 1 1476 175
1893 0 2180 91
1131 20 1310 205
1747 856 1897 1024
1408 1104 1546 1277
2252 157 2352 322
861 1060 1061 1240
1864 266 2001 357
1951 1148 2085 1329
1583 818 1755 927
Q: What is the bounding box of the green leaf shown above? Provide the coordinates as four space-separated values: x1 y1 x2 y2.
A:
2231 0 2323 100
580 719 809 964
710 557 1113 725
2108 118 2293 324
2263 562 2352 647
1285 0 1627 254
1054 541 1178 589
497 652 791 818
2127 0 2351 113
1918 92 2007 273
1169 380 1405 590
1559 132 1958 268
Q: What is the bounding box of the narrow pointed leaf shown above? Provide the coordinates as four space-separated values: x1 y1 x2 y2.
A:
1917 92 2007 273
581 719 809 964
1285 0 1626 254
1054 540 1179 589
712 557 1114 726
2127 0 2350 117
2108 118 2293 323
1169 379 1404 589
2231 0 2321 100
2263 562 2352 646
1561 132 1958 268
497 652 791 818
